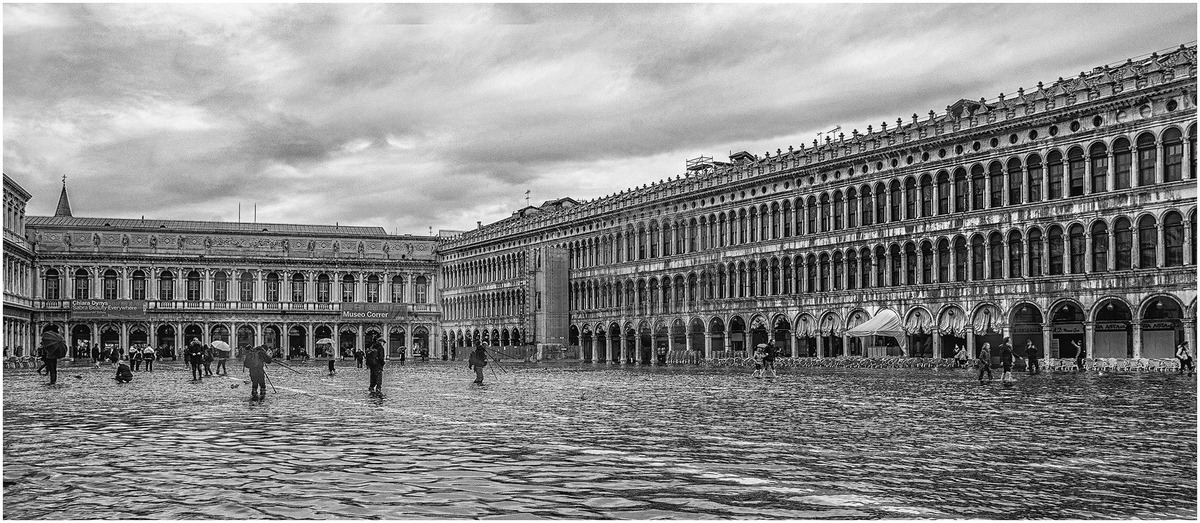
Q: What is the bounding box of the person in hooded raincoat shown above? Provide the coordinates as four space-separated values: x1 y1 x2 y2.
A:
243 345 273 400
468 344 489 385
365 338 386 393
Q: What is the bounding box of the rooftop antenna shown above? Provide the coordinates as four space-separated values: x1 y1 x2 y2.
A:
238 202 241 223
254 203 256 223
525 189 531 207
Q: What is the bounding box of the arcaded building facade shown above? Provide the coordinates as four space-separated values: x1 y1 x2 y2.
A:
8 179 441 361
438 44 1198 363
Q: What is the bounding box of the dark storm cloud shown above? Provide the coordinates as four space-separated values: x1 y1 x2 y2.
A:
4 3 1195 234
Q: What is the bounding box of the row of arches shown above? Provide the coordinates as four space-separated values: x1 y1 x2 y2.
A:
568 210 1196 311
41 268 430 304
443 289 527 321
569 294 1193 362
564 126 1196 271
442 251 527 287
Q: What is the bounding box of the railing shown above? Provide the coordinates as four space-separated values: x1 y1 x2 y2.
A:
32 299 442 314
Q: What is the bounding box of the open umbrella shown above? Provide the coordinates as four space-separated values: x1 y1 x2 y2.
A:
211 340 231 357
315 338 334 345
41 330 68 359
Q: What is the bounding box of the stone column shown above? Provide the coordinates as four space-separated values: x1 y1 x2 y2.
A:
1084 233 1093 274
932 330 942 358
966 328 976 359
1107 150 1116 192
1084 322 1095 359
1131 322 1142 359
1042 322 1053 361
619 332 628 364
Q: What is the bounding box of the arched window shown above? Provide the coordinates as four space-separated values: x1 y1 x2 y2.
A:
819 194 831 232
888 244 897 285
159 271 175 301
1164 212 1184 266
1091 222 1109 272
889 180 902 221
807 197 818 234
103 269 119 299
920 241 933 283
759 208 769 241
846 188 858 228
1007 159 1023 205
415 275 428 303
846 250 858 289
1047 150 1064 200
860 248 872 289
953 237 968 281
650 222 661 256
860 187 873 226
1090 143 1108 194
970 235 985 280
315 274 331 302
74 269 90 300
131 270 146 300
936 239 950 282
1114 218 1133 270
366 274 380 303
1067 147 1085 197
875 182 888 223
1047 225 1065 275
818 254 830 292
806 255 817 293
1137 133 1156 186
767 209 777 240
238 272 253 302
212 271 228 302
904 178 917 219
1028 228 1043 277
833 192 844 230
937 171 951 215
989 162 1004 207
187 270 202 301
44 268 61 300
390 275 403 302
1027 154 1043 202
1164 128 1184 182
1068 224 1085 274
341 274 356 302
690 218 700 250
1008 231 1024 278
903 243 916 284
875 246 887 287
638 226 648 258
1113 137 1132 189
266 272 280 302
919 175 933 217
1138 215 1157 268
954 168 969 212
781 203 792 237
988 232 1004 279
970 165 985 211
289 273 305 302
743 210 754 244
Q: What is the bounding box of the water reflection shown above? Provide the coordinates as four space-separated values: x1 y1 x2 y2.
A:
4 362 1195 519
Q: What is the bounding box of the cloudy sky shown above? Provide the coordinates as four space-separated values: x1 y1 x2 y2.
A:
4 3 1195 235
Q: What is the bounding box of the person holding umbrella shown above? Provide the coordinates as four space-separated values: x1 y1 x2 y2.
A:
40 325 68 386
212 340 232 376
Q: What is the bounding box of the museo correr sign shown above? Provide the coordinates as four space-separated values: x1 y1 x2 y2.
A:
70 300 148 319
340 303 411 321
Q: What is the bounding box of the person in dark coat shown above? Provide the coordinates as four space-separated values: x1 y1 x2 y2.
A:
1024 339 1040 375
202 344 214 376
185 339 206 381
468 344 489 385
365 339 386 394
355 347 365 369
976 342 993 383
999 338 1016 383
1176 341 1194 377
40 325 68 386
130 346 143 371
243 345 273 400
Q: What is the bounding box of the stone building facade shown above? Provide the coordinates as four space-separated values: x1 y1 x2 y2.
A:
437 44 1198 364
10 180 441 361
3 174 35 356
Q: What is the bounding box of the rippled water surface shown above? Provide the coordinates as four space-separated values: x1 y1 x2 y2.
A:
4 360 1196 519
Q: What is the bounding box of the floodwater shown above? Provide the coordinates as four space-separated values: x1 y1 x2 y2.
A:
3 360 1196 519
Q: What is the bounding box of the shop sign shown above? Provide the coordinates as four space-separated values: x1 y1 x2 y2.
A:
1051 324 1084 334
70 300 147 319
340 303 410 321
1095 322 1129 332
1011 324 1043 334
1143 321 1178 331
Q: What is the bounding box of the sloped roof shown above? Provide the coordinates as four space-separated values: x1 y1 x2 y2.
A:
26 215 395 237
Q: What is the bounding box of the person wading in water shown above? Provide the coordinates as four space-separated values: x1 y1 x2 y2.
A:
243 345 273 401
468 344 489 385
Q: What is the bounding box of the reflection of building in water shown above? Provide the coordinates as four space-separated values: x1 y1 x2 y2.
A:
438 44 1197 363
8 176 440 361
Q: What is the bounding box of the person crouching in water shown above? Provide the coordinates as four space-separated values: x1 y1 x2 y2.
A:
468 344 488 385
243 345 272 400
365 338 386 394
115 358 134 383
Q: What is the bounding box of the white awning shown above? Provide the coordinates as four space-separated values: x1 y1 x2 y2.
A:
845 309 908 355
